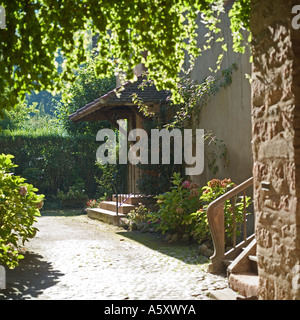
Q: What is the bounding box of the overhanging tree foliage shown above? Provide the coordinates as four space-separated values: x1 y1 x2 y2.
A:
0 0 250 117
55 56 116 136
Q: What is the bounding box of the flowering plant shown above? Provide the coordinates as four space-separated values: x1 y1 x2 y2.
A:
86 199 100 208
148 172 202 236
0 154 44 269
149 174 252 245
125 203 153 231
86 194 109 208
191 178 252 245
182 181 190 188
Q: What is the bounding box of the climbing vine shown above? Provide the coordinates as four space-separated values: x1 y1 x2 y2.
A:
132 63 237 130
132 63 236 175
165 63 238 130
170 64 236 174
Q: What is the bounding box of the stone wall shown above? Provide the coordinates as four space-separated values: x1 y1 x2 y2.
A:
251 0 300 299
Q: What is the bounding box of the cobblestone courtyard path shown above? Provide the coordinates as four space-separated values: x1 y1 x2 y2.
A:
0 211 227 300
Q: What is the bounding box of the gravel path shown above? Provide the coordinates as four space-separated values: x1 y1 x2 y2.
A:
0 212 227 300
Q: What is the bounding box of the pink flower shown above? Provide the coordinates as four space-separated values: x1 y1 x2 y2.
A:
36 200 44 209
182 181 190 188
19 186 28 197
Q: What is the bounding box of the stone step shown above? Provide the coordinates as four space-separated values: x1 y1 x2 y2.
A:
100 201 136 214
228 272 259 299
223 255 258 268
209 288 245 300
112 194 154 205
86 208 126 226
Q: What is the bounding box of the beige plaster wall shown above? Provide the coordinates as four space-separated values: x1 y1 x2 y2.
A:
189 7 252 187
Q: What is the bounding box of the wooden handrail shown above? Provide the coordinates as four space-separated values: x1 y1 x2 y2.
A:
207 177 253 210
207 177 253 274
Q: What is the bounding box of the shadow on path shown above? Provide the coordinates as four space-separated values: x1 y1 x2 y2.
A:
117 230 209 266
0 252 64 300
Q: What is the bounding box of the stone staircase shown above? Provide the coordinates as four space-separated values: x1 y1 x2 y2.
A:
86 194 151 226
227 238 258 299
206 177 259 299
210 238 258 300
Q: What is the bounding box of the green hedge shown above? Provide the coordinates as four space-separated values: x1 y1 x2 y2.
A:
0 134 101 201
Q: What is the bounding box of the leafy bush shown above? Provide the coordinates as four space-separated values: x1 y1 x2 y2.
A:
0 134 102 199
148 172 202 237
55 62 116 137
127 204 152 231
57 180 87 201
148 174 252 245
0 154 44 269
94 163 118 198
191 178 252 245
0 100 39 132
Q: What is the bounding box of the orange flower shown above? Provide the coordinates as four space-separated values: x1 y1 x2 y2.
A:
208 179 221 188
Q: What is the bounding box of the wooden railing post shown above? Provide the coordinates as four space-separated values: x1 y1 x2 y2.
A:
207 205 225 274
206 177 253 274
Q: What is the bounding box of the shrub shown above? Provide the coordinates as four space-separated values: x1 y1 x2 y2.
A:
148 174 252 245
191 178 252 245
94 163 118 199
127 204 151 230
57 181 87 201
148 172 202 237
86 199 100 208
0 134 102 199
86 194 109 208
0 154 44 269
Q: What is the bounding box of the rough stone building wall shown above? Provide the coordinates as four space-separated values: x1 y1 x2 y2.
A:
251 0 300 299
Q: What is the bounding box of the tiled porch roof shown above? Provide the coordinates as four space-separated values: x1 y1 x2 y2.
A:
69 75 169 123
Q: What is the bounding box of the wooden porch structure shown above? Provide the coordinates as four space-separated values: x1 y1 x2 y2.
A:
69 74 169 195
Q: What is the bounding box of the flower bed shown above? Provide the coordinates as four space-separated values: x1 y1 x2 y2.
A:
124 173 252 246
